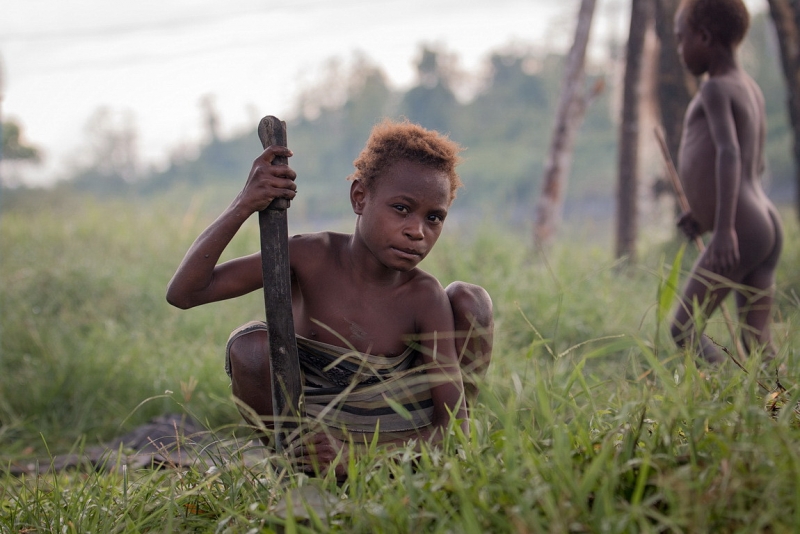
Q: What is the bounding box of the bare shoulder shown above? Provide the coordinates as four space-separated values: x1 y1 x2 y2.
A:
408 268 447 294
698 76 734 103
404 269 453 323
289 231 347 258
701 72 762 108
288 231 350 275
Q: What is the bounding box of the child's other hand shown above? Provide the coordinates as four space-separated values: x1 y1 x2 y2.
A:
239 146 296 213
677 211 701 240
289 431 348 479
705 229 740 274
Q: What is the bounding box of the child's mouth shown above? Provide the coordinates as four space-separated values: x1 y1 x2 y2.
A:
393 247 422 260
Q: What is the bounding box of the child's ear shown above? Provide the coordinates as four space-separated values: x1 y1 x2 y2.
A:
699 26 712 46
350 179 367 214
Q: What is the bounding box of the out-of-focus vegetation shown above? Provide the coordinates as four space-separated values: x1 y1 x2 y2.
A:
1 119 41 163
2 191 799 532
2 14 800 530
2 14 793 224
1 190 798 451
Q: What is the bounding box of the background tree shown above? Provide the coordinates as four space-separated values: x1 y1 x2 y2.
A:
767 0 800 220
339 55 393 155
291 56 396 218
198 95 243 177
1 119 43 187
19 12 788 226
615 0 654 262
1 119 41 163
653 0 696 188
400 46 459 134
200 94 221 145
67 107 141 194
534 0 599 245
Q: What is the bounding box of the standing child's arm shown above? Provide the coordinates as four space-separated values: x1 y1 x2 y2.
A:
677 211 702 240
700 79 741 274
166 146 296 309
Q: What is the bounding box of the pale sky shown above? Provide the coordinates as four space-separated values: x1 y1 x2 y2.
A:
1 0 765 186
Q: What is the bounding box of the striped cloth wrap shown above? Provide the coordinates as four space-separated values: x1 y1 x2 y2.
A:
226 321 436 444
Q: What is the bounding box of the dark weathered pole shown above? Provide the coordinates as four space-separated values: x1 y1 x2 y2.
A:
767 0 800 221
653 0 696 185
615 0 653 262
258 116 304 449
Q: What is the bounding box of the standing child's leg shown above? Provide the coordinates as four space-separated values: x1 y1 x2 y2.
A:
446 282 494 405
735 283 776 358
670 259 733 364
737 209 782 360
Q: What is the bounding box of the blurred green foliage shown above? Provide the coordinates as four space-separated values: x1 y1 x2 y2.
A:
1 189 797 453
8 13 790 223
1 119 41 162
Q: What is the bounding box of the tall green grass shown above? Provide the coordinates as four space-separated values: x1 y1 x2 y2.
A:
1 193 799 532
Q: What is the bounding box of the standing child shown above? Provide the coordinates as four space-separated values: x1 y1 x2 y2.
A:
167 119 493 477
671 0 783 363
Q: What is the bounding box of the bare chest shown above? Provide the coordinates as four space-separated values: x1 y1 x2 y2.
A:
293 282 418 357
678 99 717 227
679 98 716 167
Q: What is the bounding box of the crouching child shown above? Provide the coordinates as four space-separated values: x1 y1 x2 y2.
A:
166 119 493 477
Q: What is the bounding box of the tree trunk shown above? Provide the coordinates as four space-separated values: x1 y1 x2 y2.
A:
767 0 800 221
615 0 653 262
653 0 696 183
534 0 597 245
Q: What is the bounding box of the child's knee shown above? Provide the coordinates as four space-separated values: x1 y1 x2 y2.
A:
228 329 270 377
446 281 493 328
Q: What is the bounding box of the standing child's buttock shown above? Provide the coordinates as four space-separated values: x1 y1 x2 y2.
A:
732 187 782 275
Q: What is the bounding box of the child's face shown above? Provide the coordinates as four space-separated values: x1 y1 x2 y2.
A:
352 159 451 272
674 8 709 76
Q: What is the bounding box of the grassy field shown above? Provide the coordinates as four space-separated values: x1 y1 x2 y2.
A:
1 192 799 532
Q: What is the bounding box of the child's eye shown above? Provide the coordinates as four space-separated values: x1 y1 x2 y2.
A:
427 214 444 224
393 204 408 213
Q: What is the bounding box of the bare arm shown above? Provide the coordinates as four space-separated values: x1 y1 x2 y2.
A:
700 79 741 273
166 145 296 309
415 287 469 436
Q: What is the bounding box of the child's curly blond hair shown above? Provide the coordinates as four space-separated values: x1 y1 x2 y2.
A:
348 119 464 201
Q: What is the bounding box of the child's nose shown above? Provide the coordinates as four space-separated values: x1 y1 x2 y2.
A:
403 217 425 239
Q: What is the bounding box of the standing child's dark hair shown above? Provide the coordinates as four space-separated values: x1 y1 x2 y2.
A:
680 0 749 47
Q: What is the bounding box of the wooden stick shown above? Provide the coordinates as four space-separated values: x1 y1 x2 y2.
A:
258 116 303 449
654 127 747 362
